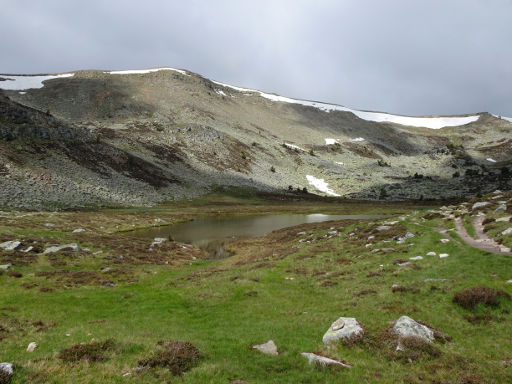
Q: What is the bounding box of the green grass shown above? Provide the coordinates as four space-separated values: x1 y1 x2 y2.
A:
0 200 511 383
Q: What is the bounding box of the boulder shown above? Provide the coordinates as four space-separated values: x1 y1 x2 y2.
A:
0 263 12 270
301 352 351 368
252 340 278 355
0 362 13 377
322 317 363 344
43 243 81 254
393 316 434 350
0 240 22 251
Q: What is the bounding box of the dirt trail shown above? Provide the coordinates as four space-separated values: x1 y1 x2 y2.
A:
454 215 512 256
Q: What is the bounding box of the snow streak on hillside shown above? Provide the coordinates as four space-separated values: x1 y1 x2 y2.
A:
0 74 74 90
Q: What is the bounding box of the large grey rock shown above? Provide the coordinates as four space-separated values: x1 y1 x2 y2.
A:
0 263 12 270
322 317 363 344
0 240 22 251
43 243 81 254
301 352 351 368
495 204 507 212
252 340 278 355
0 362 13 376
472 202 490 210
393 316 433 350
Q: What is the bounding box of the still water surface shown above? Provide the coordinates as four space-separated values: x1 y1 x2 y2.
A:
133 213 383 258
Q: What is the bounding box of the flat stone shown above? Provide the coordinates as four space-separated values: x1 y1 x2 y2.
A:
72 228 86 233
301 352 351 368
252 340 278 355
397 261 412 266
376 225 391 231
495 204 507 212
409 256 423 261
27 341 37 352
150 237 167 247
0 362 13 376
496 216 512 222
0 263 12 270
472 202 490 210
440 238 450 243
439 253 449 258
0 240 22 251
43 243 81 254
393 316 434 350
505 279 512 284
323 317 363 344
502 228 512 236
426 251 437 256
424 278 450 282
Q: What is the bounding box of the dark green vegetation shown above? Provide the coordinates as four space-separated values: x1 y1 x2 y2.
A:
1 192 511 383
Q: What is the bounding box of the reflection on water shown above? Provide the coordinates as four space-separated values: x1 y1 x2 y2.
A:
133 213 384 259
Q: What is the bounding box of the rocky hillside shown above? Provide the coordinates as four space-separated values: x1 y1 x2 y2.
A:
0 68 511 208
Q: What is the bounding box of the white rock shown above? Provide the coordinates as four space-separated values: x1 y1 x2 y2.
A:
505 279 512 284
0 240 22 251
393 316 434 350
440 238 450 243
22 246 34 253
301 352 351 368
252 340 278 355
150 237 167 247
439 253 449 258
496 216 512 222
495 204 507 212
409 256 423 261
396 261 412 266
72 228 86 233
502 228 512 236
426 251 437 256
472 202 490 210
376 225 391 231
0 263 12 270
0 362 13 376
322 317 363 344
43 243 81 254
368 235 375 240
44 223 55 227
27 342 37 352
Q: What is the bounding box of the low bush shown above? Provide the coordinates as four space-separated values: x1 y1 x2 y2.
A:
453 286 510 310
138 340 201 376
59 339 115 362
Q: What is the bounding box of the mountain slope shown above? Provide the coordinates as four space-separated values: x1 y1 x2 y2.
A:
0 68 511 208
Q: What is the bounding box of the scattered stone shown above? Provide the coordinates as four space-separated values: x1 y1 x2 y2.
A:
495 204 507 212
45 223 55 227
296 231 306 236
396 261 412 266
43 243 81 254
496 216 512 222
505 279 512 284
393 316 434 350
72 228 86 233
439 253 449 258
440 238 450 243
150 237 166 247
409 256 423 261
0 240 22 251
0 362 13 377
501 228 512 236
301 352 351 368
22 246 34 253
0 263 12 270
93 250 103 255
322 317 363 344
252 340 278 355
472 202 490 210
368 235 375 240
27 342 37 352
395 232 415 243
424 278 450 282
101 267 112 273
376 225 391 231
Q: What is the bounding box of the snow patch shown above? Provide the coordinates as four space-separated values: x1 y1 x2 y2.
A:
335 161 344 165
325 138 339 145
106 67 188 76
284 143 305 151
306 175 340 197
215 89 227 96
0 73 75 90
486 158 497 163
211 80 480 129
491 114 512 123
351 137 365 142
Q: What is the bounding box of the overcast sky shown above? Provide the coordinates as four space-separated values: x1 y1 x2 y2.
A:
1 0 511 116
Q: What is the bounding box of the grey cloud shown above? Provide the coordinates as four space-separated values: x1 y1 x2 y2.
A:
1 0 511 116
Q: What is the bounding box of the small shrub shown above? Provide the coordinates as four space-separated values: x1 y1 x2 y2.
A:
59 339 115 362
240 151 246 160
7 271 22 278
395 336 441 362
453 286 510 310
138 341 201 376
482 217 495 225
309 149 315 156
0 369 11 384
377 159 390 167
270 166 275 173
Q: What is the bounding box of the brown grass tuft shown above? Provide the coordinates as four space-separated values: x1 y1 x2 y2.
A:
138 340 202 375
453 286 510 310
59 339 115 362
0 369 12 384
